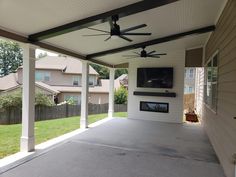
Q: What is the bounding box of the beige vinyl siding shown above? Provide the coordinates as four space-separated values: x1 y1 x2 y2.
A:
195 68 204 118
204 1 236 177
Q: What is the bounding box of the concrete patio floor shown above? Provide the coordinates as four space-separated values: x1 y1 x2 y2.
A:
0 118 225 177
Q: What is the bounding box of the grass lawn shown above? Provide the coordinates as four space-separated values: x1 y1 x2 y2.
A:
0 112 127 159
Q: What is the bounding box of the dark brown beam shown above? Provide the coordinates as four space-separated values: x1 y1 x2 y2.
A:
114 63 129 68
89 59 113 68
28 0 179 42
0 29 28 43
87 26 215 59
0 28 114 67
35 42 86 59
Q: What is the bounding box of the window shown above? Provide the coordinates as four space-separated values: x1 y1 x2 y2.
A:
189 69 194 78
204 52 218 112
35 71 50 82
73 76 81 86
89 76 95 86
189 87 193 93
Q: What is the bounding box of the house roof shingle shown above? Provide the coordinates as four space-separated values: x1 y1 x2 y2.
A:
35 56 98 75
0 73 19 90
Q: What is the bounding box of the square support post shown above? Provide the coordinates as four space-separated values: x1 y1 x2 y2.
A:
80 60 89 129
20 44 36 152
108 68 115 118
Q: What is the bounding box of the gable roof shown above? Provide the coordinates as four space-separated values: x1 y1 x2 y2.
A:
35 82 60 94
19 56 99 75
0 73 19 91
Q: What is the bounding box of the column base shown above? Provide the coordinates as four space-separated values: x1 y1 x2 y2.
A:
20 136 35 152
108 110 114 118
80 119 88 129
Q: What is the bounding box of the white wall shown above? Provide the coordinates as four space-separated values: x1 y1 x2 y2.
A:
127 50 185 123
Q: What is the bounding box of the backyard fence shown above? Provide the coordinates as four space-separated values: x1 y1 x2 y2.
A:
0 103 127 125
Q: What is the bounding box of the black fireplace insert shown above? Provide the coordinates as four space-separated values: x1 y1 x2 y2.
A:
140 101 169 113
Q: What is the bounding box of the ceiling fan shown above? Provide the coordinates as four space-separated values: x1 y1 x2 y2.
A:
123 46 167 59
83 15 151 42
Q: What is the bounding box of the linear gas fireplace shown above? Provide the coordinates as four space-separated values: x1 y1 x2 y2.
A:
140 101 169 113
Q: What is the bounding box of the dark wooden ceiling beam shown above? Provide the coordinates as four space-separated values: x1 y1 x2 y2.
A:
87 26 215 59
28 0 179 42
0 29 28 43
0 28 113 67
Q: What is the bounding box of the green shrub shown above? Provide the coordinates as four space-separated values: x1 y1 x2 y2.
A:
0 91 53 109
114 86 128 104
0 92 22 109
35 92 53 106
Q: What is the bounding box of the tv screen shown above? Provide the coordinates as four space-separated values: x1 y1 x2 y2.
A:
137 67 173 88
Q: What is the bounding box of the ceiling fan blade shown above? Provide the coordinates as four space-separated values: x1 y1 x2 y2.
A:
121 24 147 33
122 32 151 36
152 53 167 56
119 35 133 42
87 27 110 34
148 55 160 58
147 50 156 55
104 36 111 41
83 34 110 37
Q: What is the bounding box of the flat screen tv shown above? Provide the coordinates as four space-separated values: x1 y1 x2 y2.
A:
137 67 173 88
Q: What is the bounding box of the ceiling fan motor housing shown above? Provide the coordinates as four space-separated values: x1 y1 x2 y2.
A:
111 23 121 36
141 50 147 57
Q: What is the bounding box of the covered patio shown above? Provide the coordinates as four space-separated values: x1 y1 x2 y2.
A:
0 0 235 177
0 118 225 177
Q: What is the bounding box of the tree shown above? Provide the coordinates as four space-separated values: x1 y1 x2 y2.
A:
114 86 128 104
37 52 47 59
115 69 128 79
90 63 128 79
0 40 23 76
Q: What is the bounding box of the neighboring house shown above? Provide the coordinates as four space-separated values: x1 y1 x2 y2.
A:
184 67 195 94
116 74 128 89
0 56 125 104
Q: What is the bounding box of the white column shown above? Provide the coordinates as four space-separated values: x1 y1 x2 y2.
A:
20 44 35 152
80 60 89 129
108 68 115 118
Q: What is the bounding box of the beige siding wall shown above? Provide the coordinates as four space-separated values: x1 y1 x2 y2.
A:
195 68 204 118
204 1 236 177
89 93 109 104
17 68 97 86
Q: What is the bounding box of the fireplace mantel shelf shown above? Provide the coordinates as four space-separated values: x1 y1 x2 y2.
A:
133 91 176 97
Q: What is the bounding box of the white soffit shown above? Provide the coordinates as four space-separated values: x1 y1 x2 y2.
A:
44 0 225 55
0 0 227 66
0 0 139 35
93 33 209 65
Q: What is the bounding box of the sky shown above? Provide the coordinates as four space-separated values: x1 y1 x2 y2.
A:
36 49 58 58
